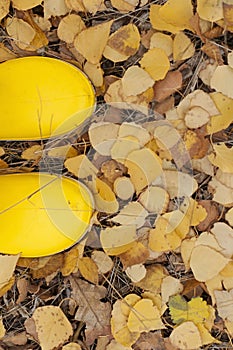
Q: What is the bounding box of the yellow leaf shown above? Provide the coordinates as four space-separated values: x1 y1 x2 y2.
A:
149 4 181 34
61 245 79 277
226 207 233 226
106 340 133 349
159 0 194 31
119 242 149 270
83 0 105 14
208 176 233 206
103 24 140 62
180 197 207 226
140 48 170 81
139 186 169 214
190 245 229 281
78 257 99 284
122 66 154 96
211 222 233 258
197 323 220 345
135 265 168 294
125 264 146 283
0 43 17 62
208 143 233 173
32 306 73 350
197 0 223 21
57 14 85 44
161 276 183 305
62 343 82 350
173 32 195 61
127 299 164 333
150 32 173 57
113 202 148 228
170 321 202 350
208 92 233 134
100 225 137 255
12 0 42 10
44 0 69 19
64 154 98 179
74 20 113 64
84 61 104 88
0 254 20 292
0 0 9 20
210 65 233 99
5 17 36 51
0 318 5 339
48 145 78 159
110 0 137 13
21 145 42 160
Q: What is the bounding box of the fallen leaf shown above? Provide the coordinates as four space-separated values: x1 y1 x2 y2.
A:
21 145 42 161
190 245 229 281
47 145 78 159
0 0 9 20
122 66 154 96
150 4 182 34
211 65 233 98
159 0 194 31
44 0 69 19
215 289 233 322
5 17 36 51
61 245 79 277
62 343 82 350
208 92 233 134
114 177 135 201
57 14 85 44
65 154 98 179
74 20 113 64
91 177 119 213
110 0 137 13
208 176 233 206
0 319 5 339
69 276 111 344
65 0 85 11
169 321 202 350
88 122 119 156
16 277 29 304
161 276 183 305
100 225 137 255
226 207 233 226
135 265 168 294
119 242 149 270
127 298 164 332
208 143 233 173
0 43 17 62
118 123 150 147
106 340 132 349
173 32 195 61
153 71 182 102
197 200 219 231
0 147 5 156
139 186 169 214
201 41 223 64
211 222 233 258
0 254 20 296
133 331 167 350
83 0 105 14
199 61 218 87
150 32 173 57
12 0 42 9
78 256 99 284
223 2 233 31
197 0 223 21
125 264 146 283
103 24 140 62
30 306 73 350
140 48 170 81
91 250 113 274
84 61 104 87
112 202 148 228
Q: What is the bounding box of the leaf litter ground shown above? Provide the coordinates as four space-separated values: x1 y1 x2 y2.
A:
0 0 233 349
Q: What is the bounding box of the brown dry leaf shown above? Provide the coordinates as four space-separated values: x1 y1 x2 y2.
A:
223 2 233 31
69 276 111 345
150 4 183 34
30 306 73 350
111 0 138 13
125 264 146 283
84 61 104 88
215 289 233 322
31 254 64 279
197 0 223 21
159 0 193 31
113 202 148 229
21 145 42 161
135 265 168 294
226 207 233 226
192 155 214 176
57 14 85 44
91 250 113 274
20 11 48 50
199 61 218 87
78 257 99 284
208 92 233 134
140 48 170 81
170 321 202 350
119 242 149 270
61 245 79 277
133 331 167 350
16 277 29 304
127 298 164 333
0 254 20 296
211 65 233 99
0 0 9 20
83 0 105 14
208 143 233 173
122 66 154 96
101 159 127 184
139 186 169 214
103 24 140 62
124 148 162 194
74 20 113 64
65 154 98 179
44 0 69 19
197 200 219 231
150 32 173 57
173 32 195 61
0 319 5 339
5 17 36 51
12 0 42 10
0 43 17 62
201 41 223 64
89 122 119 156
100 225 137 256
184 127 210 159
106 339 132 349
190 245 229 282
153 71 182 102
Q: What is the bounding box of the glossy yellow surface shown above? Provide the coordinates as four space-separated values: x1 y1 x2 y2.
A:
0 173 93 257
0 57 95 140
